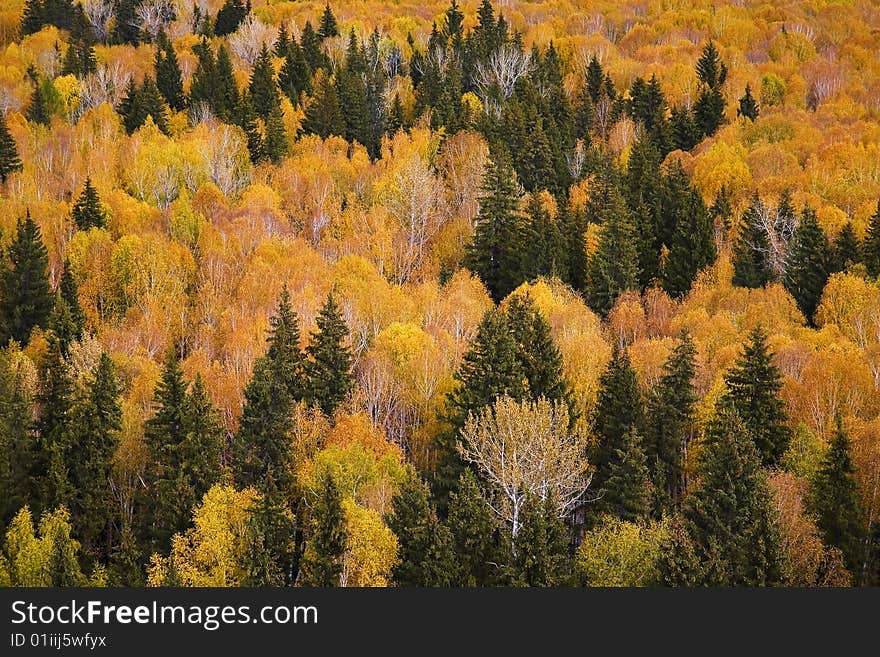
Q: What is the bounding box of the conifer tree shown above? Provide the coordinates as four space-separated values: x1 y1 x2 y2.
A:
446 470 499 586
182 375 224 503
696 40 727 90
694 87 724 137
662 184 717 297
47 290 79 356
807 418 866 582
279 39 311 106
645 332 697 514
305 293 353 417
585 185 640 316
71 177 105 231
600 426 651 522
783 207 830 324
737 84 759 121
26 78 54 126
113 0 141 45
58 265 84 341
386 475 456 586
732 194 774 288
317 3 339 41
724 325 791 466
831 222 860 273
120 78 169 135
300 21 325 71
155 34 186 111
0 112 22 184
0 351 33 524
862 202 880 278
262 104 288 164
299 475 346 587
274 22 290 56
302 71 345 139
249 44 281 119
465 154 527 303
659 401 786 586
241 492 294 586
61 40 97 78
0 212 53 345
214 0 248 37
670 105 700 151
507 494 573 586
215 46 240 119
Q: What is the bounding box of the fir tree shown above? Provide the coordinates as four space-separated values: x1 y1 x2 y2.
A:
188 39 218 114
831 222 861 273
862 202 880 278
305 293 353 417
670 105 701 151
783 207 830 324
155 35 186 111
694 86 725 137
662 182 717 298
26 78 54 126
61 40 97 78
446 470 499 586
465 154 527 303
696 41 727 90
317 3 339 41
71 177 105 231
241 492 294 586
644 332 697 514
301 72 345 139
724 325 791 466
182 375 224 503
0 351 33 524
732 194 774 288
386 475 456 586
59 265 83 346
214 0 248 37
113 0 141 45
659 401 787 586
274 22 290 57
0 212 53 345
262 104 288 164
506 494 573 586
279 39 312 106
300 21 325 71
600 426 651 522
215 46 240 119
299 475 346 587
807 418 866 583
737 84 759 121
249 44 281 120
0 112 23 184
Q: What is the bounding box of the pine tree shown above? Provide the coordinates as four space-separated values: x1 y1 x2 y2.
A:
120 78 169 135
182 375 224 503
274 22 290 56
659 401 786 586
591 349 644 496
694 86 725 137
670 105 700 151
67 353 120 567
300 21 325 71
113 0 141 45
645 332 697 514
215 46 240 120
249 44 280 120
585 185 640 316
662 183 717 297
783 207 830 324
600 426 651 522
0 212 53 345
0 112 22 184
241 492 294 586
302 71 344 139
507 494 573 586
465 154 527 303
0 350 33 524
831 222 861 273
279 39 312 106
862 202 880 277
696 41 727 90
807 418 866 583
59 265 85 341
446 470 499 586
61 40 97 78
305 293 353 417
732 194 774 288
317 3 339 41
386 474 457 586
737 84 759 121
214 0 248 37
155 35 186 111
724 325 791 466
48 290 79 356
26 78 54 126
262 104 288 164
71 177 105 231
299 475 346 587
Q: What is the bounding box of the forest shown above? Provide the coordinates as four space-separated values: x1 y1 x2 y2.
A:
0 0 878 587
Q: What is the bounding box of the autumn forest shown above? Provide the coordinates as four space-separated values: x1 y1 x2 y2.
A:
0 0 879 588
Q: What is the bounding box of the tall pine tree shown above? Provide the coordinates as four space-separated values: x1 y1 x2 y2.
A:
305 293 353 417
298 475 346 587
783 207 830 324
0 212 53 345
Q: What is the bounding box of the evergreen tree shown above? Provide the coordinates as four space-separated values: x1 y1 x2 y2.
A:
249 44 280 119
155 35 186 111
0 112 23 183
446 470 499 586
662 183 717 297
465 154 527 303
59 266 84 345
47 289 79 356
386 475 456 586
694 87 725 137
188 39 218 114
113 0 141 45
317 3 339 41
279 39 312 106
300 21 325 71
71 177 105 231
0 212 53 345
732 194 774 288
585 185 640 316
724 325 791 466
301 72 344 139
831 222 861 273
26 78 54 126
241 492 294 587
862 202 880 278
61 40 97 78
783 207 830 324
274 22 290 57
507 494 572 586
0 350 34 524
214 0 248 37
119 78 169 135
299 475 346 587
262 103 288 164
659 401 787 586
807 418 866 583
644 332 697 514
182 375 224 503
670 105 700 151
215 46 240 119
600 426 650 522
696 41 727 89
305 293 353 417
737 84 759 121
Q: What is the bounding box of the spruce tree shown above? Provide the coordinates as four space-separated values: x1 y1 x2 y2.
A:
0 112 23 183
724 325 791 466
300 21 325 71
696 41 728 90
644 331 697 514
732 194 774 288
662 183 717 298
0 212 53 345
61 40 97 78
831 222 860 273
0 350 33 524
783 207 830 324
26 78 54 126
507 494 573 586
465 154 527 303
694 86 725 137
862 202 880 278
279 39 312 106
317 3 339 41
807 418 866 582
299 475 346 587
214 0 248 37
446 470 499 586
274 22 290 57
737 84 759 121
182 375 224 503
58 265 85 341
215 46 240 120
155 35 186 111
71 177 105 231
304 293 353 417
262 104 288 164
659 401 786 586
241 492 294 586
48 290 79 356
386 474 456 586
301 71 345 139
670 105 700 151
249 44 280 120
600 426 651 522
585 185 640 316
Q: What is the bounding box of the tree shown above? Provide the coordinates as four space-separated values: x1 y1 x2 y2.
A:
57 265 84 346
155 34 186 111
249 44 280 120
182 375 224 505
724 325 791 466
299 475 346 587
279 39 312 106
61 39 97 78
862 202 880 278
0 212 53 345
600 427 651 522
662 183 717 297
658 402 787 586
465 154 527 303
732 194 774 288
305 293 353 417
645 332 697 514
737 84 759 121
506 493 573 586
0 350 33 524
71 177 106 231
113 0 141 45
0 112 22 183
119 78 169 135
302 71 344 139
577 517 669 586
696 41 727 89
317 3 339 41
784 208 830 324
0 507 86 586
586 185 640 316
214 0 248 37
831 222 860 273
262 104 288 164
385 474 456 586
446 470 499 586
807 419 867 582
26 78 54 126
